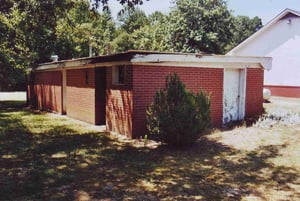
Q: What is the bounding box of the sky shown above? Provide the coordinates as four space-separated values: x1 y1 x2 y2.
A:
108 0 300 24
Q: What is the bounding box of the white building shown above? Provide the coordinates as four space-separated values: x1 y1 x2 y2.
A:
227 8 300 98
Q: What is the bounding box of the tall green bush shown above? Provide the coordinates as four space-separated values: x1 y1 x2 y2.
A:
146 73 211 146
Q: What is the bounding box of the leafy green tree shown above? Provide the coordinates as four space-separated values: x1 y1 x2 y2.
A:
146 73 211 146
15 0 75 65
0 0 115 90
0 0 75 90
117 6 149 33
132 24 168 51
56 0 115 58
111 6 150 52
0 4 29 90
132 12 170 51
226 15 262 52
110 31 134 52
91 0 148 10
168 0 234 54
148 11 166 25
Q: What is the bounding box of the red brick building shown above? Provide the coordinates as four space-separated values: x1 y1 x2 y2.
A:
27 51 272 138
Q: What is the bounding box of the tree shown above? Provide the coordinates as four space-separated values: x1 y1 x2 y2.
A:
146 73 211 146
91 0 148 10
111 6 150 52
226 16 262 52
117 6 149 33
132 24 169 51
0 0 118 90
168 0 234 54
110 31 134 52
132 12 170 51
56 0 116 58
0 4 29 90
148 11 166 25
0 0 76 90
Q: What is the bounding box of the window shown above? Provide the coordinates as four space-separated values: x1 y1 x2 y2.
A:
112 66 126 84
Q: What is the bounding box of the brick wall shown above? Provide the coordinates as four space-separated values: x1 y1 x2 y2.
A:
132 65 224 138
106 66 133 137
66 68 96 124
246 68 264 117
30 65 264 139
33 71 62 113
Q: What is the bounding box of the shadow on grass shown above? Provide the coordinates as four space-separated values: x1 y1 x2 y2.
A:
0 103 299 200
0 100 27 108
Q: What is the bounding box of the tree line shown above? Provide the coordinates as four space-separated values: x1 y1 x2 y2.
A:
0 0 262 90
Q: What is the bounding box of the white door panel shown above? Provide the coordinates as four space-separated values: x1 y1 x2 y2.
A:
223 69 246 123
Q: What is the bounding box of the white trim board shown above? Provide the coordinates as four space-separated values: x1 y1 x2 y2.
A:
131 54 271 70
34 52 272 72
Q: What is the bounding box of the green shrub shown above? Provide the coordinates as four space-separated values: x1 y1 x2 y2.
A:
146 73 211 146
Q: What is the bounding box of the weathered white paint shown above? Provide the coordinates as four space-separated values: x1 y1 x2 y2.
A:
228 9 300 87
131 61 261 69
36 52 272 71
36 61 132 71
131 54 272 70
223 68 246 123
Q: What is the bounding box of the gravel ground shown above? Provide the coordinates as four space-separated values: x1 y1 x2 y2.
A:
257 96 300 128
264 96 300 114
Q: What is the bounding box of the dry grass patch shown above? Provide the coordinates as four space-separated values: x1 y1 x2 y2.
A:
208 123 300 201
1 101 300 200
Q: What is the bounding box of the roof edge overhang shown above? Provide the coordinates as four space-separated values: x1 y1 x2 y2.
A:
34 51 272 72
131 53 272 70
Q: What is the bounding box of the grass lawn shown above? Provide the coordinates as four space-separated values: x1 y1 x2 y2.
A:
0 100 300 200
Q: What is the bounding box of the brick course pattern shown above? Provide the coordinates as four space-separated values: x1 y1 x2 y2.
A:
106 66 133 137
33 71 62 113
132 65 224 138
66 68 96 124
245 68 264 117
28 65 264 139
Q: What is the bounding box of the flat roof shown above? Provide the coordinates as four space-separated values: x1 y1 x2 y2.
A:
35 50 272 71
